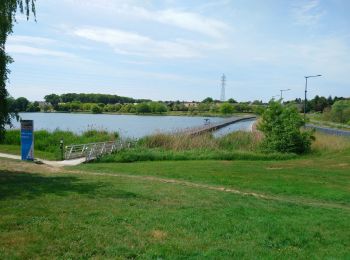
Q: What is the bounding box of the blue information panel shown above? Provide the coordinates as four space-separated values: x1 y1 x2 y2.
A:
21 120 34 161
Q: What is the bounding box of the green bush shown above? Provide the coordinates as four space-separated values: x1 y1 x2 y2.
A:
258 101 314 154
220 103 234 114
91 105 103 114
330 100 350 123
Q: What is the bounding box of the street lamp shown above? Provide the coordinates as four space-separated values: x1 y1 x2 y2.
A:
280 89 291 100
304 75 322 121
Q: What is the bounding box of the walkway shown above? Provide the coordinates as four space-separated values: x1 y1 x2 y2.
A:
306 124 350 137
187 115 256 136
0 153 85 166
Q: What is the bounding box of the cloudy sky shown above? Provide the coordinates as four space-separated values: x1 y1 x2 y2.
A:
6 0 350 102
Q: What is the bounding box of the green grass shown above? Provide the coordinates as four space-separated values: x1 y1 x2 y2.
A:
0 129 118 160
77 151 350 205
308 114 350 130
97 148 296 163
97 131 296 163
1 155 349 258
0 144 57 160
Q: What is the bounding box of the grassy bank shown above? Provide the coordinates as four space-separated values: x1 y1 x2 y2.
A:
308 113 350 130
1 146 349 258
95 131 295 163
0 129 118 160
94 131 350 163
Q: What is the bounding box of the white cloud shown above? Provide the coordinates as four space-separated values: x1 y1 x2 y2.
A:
139 9 230 39
61 0 229 38
291 0 325 26
7 45 76 59
73 27 206 58
7 35 56 45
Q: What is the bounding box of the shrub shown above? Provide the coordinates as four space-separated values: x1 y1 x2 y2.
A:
136 103 150 114
330 100 350 123
220 103 234 114
258 101 314 154
91 105 103 114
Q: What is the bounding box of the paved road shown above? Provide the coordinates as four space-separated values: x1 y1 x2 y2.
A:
306 124 350 137
0 153 85 166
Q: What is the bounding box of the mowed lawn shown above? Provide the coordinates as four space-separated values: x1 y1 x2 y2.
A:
0 151 349 258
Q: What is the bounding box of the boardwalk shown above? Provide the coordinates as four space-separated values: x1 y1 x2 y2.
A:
187 116 256 136
306 124 350 137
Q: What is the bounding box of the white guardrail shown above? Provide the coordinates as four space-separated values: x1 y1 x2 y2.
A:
64 140 132 161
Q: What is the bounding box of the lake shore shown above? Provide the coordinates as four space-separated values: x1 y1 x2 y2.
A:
18 110 254 118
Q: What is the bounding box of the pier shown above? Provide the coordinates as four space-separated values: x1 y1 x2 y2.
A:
187 115 256 136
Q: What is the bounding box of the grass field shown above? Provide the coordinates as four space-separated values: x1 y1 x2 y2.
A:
0 139 349 258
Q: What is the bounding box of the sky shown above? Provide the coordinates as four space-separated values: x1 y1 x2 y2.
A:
6 0 350 102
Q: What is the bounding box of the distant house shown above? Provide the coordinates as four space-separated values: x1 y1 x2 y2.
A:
183 102 199 108
37 101 50 107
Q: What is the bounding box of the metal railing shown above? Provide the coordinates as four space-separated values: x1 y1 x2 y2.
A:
64 140 132 161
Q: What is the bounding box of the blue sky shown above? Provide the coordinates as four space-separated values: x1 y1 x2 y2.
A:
6 0 350 102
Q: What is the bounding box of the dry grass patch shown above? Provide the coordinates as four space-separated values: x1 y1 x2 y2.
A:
312 132 350 153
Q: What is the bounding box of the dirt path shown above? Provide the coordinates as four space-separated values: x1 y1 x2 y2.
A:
1 157 349 211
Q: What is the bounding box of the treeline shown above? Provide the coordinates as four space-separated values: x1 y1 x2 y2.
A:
284 95 349 124
322 100 350 124
7 97 46 113
286 95 346 113
56 102 168 114
44 93 150 107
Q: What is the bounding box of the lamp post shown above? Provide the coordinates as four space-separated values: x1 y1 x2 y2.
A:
280 89 291 100
304 75 322 121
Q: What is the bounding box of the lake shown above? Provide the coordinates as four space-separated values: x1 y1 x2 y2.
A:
12 113 255 138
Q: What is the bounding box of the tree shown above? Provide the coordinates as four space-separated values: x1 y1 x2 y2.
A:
91 104 103 114
0 0 36 140
13 97 29 112
227 98 237 104
202 97 213 103
258 101 314 154
220 103 234 114
136 103 150 114
331 100 350 123
44 93 60 109
26 101 40 112
149 102 167 113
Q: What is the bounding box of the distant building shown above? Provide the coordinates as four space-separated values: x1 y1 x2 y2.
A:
183 102 199 108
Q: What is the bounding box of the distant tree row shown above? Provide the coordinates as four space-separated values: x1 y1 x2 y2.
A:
7 97 44 113
286 95 346 113
55 101 168 114
44 93 151 108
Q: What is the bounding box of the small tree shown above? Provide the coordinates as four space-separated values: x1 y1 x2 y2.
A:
91 104 102 114
220 103 234 114
331 100 350 123
258 101 314 154
136 103 150 114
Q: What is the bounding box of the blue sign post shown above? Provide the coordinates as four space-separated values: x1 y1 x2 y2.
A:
20 120 34 161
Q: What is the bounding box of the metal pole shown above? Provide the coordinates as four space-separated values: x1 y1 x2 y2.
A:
60 139 64 160
304 77 308 122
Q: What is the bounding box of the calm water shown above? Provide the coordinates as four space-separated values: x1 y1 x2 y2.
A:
12 113 254 138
